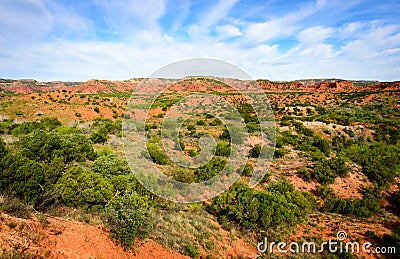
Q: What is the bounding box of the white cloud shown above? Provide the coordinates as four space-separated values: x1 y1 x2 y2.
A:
96 0 166 36
0 0 400 82
199 0 239 29
243 0 328 44
244 19 295 43
339 22 364 38
0 0 52 43
340 22 400 59
0 0 92 46
188 0 238 39
215 24 241 39
297 26 333 44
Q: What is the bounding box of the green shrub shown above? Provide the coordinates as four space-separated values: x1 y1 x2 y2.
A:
209 118 222 126
298 167 312 182
280 130 302 146
93 154 131 177
313 157 347 184
57 167 114 209
344 141 399 188
315 185 334 199
208 180 314 231
312 135 331 156
196 120 206 126
0 153 48 205
294 122 314 137
328 157 348 177
274 148 288 158
0 195 32 219
323 187 380 217
188 148 197 157
187 125 195 131
183 244 200 258
220 129 230 141
18 130 96 163
0 137 8 159
242 163 253 177
302 127 314 137
10 118 61 136
249 144 261 158
344 127 355 137
215 141 230 157
146 143 169 165
195 157 226 181
247 122 261 133
90 127 109 144
331 135 348 151
106 192 153 250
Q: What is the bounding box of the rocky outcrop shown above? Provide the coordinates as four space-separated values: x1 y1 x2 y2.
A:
257 79 357 92
0 78 399 94
0 79 82 94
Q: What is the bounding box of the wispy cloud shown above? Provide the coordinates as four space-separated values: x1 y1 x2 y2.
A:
215 24 241 39
0 0 399 81
188 0 238 39
242 0 327 44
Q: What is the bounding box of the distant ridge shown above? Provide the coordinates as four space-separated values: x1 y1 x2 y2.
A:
0 77 398 94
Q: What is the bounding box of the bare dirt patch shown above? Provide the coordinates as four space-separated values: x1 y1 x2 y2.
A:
0 212 188 259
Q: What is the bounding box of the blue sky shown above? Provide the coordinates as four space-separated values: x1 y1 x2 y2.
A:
0 0 399 81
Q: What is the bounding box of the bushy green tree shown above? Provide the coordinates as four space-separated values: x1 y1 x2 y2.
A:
323 187 380 217
313 161 334 184
345 141 399 188
329 157 348 177
19 130 96 163
57 166 114 209
93 154 131 177
313 135 331 156
44 156 65 184
91 117 122 134
10 117 61 136
146 143 169 165
298 167 312 182
313 157 348 184
0 153 47 205
0 137 8 159
208 180 314 231
316 185 334 199
215 141 230 157
106 192 153 250
241 162 253 177
195 156 226 181
90 126 109 144
249 144 261 158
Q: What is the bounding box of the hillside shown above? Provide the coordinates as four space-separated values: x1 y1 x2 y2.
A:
0 77 399 258
1 78 399 94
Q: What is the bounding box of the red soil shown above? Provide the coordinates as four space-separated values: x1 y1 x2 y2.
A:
0 212 188 259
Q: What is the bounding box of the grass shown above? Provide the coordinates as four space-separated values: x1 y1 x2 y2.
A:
152 204 224 256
